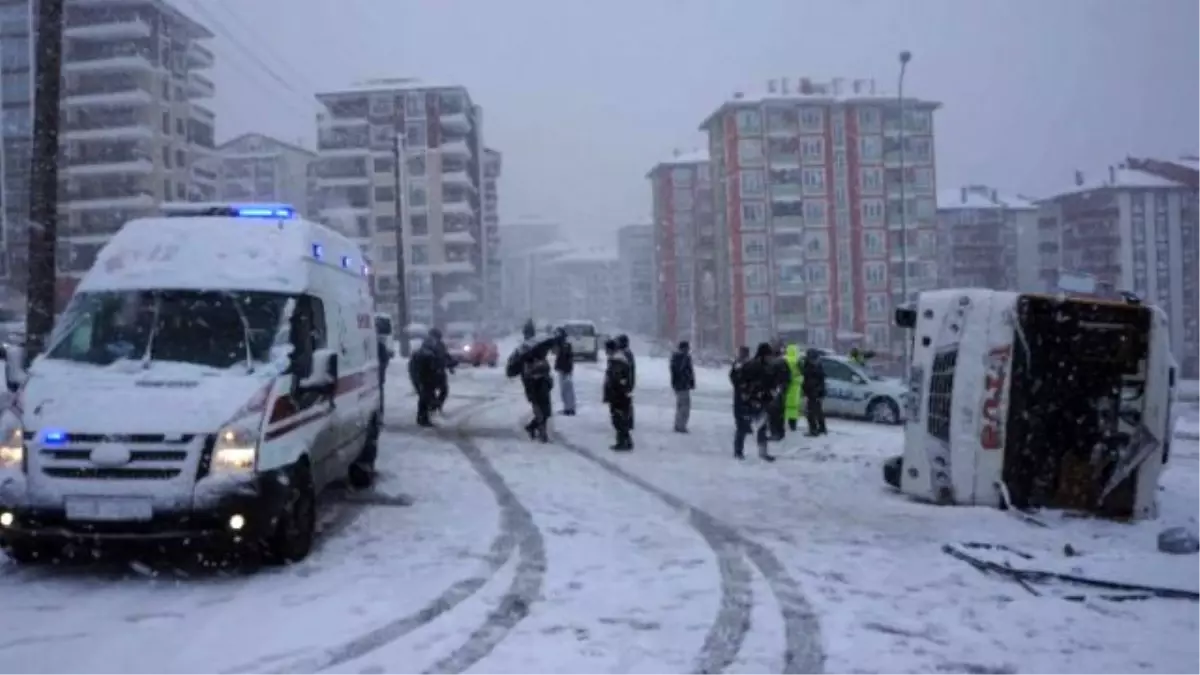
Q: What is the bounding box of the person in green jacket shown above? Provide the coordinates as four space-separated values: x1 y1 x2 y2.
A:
784 343 804 431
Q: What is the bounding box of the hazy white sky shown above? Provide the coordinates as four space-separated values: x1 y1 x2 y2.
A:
186 0 1199 244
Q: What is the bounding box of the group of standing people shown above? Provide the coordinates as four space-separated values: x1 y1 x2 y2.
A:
727 342 830 462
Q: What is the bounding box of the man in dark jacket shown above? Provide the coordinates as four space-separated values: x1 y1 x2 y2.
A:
615 334 636 428
603 338 634 450
553 327 576 415
512 320 554 442
408 331 447 427
731 343 779 462
801 348 828 436
377 337 393 415
768 344 791 441
669 340 695 433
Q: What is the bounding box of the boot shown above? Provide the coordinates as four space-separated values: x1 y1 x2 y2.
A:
758 444 777 462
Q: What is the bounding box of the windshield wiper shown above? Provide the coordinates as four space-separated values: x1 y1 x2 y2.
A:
222 292 255 374
139 293 162 370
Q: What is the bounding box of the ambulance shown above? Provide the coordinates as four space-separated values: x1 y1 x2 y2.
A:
887 289 1174 520
0 203 382 564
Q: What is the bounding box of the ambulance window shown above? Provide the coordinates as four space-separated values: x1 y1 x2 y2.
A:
927 348 957 442
292 295 328 356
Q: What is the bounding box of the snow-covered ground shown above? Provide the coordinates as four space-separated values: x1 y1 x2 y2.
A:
0 354 1196 673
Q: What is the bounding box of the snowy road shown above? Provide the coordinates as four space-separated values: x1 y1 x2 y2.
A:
1 357 1197 673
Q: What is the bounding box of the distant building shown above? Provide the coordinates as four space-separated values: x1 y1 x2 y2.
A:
314 78 487 335
646 149 719 349
1037 160 1199 376
699 77 941 359
617 222 655 336
215 133 315 217
498 217 562 322
540 248 621 326
481 148 502 326
935 185 1038 291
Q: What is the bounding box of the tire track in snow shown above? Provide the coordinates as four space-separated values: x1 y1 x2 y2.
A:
252 397 529 674
556 437 825 674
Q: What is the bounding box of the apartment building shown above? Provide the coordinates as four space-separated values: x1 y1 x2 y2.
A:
700 77 940 358
498 218 563 323
935 185 1038 291
215 132 315 216
540 248 621 327
1 0 215 304
314 78 486 335
646 148 720 349
1038 161 1199 376
616 222 655 336
481 147 502 326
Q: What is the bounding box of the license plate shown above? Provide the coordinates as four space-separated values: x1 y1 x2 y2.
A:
65 497 153 522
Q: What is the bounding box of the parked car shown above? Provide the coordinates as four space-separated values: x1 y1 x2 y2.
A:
448 335 498 367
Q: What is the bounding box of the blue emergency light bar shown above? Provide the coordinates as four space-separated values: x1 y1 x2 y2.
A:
161 202 297 219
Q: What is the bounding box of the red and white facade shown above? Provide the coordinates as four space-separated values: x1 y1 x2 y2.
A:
646 150 721 349
699 78 940 358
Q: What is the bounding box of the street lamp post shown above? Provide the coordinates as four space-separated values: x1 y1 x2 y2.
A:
897 49 912 368
392 132 411 358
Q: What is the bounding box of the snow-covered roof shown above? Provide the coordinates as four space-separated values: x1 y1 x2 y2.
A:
937 186 1036 210
317 78 469 99
1044 165 1189 200
548 248 619 265
647 148 709 177
698 78 941 130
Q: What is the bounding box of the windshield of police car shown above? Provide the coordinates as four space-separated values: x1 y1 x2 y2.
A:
46 290 289 369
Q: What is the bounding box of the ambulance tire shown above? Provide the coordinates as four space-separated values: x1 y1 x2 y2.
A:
348 415 380 490
266 460 316 565
882 455 904 490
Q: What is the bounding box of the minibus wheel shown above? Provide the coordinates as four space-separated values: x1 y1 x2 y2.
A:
267 461 316 564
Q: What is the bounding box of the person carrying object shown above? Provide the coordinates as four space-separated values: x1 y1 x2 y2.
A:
801 347 828 436
553 327 576 415
670 340 695 433
603 338 634 451
731 343 779 462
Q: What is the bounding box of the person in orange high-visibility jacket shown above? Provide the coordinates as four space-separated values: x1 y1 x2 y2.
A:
784 344 804 431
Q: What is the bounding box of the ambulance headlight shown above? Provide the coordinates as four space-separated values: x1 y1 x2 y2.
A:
211 424 257 473
0 412 22 470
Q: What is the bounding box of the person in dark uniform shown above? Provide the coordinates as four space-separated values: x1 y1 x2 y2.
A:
768 344 791 440
603 338 634 451
553 327 576 415
615 334 636 429
669 340 695 433
802 347 829 436
408 330 447 427
376 336 393 414
731 343 779 462
510 320 554 442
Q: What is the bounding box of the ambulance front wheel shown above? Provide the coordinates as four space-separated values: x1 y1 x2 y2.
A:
266 462 316 565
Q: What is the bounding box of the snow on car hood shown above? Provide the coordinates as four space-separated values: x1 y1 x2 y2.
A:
18 360 273 434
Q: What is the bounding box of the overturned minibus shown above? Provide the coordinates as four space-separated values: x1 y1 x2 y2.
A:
885 289 1175 520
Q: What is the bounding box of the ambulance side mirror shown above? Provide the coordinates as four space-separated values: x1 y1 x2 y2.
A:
299 348 338 391
4 345 27 393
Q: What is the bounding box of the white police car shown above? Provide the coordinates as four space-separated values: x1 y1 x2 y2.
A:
816 354 908 424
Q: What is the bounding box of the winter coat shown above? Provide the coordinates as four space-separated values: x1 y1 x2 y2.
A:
801 349 827 399
623 347 637 390
409 337 445 392
669 350 695 391
784 344 803 420
603 351 633 404
377 339 392 384
521 357 553 401
554 340 574 375
734 355 777 415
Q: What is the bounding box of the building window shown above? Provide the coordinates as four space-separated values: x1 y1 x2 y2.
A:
376 214 397 231
913 167 934 190
407 154 426 177
742 233 768 262
370 94 394 116
405 92 425 118
672 167 693 187
858 107 881 132
381 245 397 261
742 202 767 226
804 199 827 226
409 184 427 207
740 170 765 196
696 163 711 184
859 136 882 161
745 295 771 324
866 323 890 350
833 150 846 169
863 229 885 255
860 167 884 194
374 157 395 173
738 138 764 164
799 107 823 132
743 264 769 293
801 138 825 163
410 244 429 265
804 230 829 258
809 326 831 348
802 168 825 192
735 109 762 134
865 293 889 321
861 199 885 224
404 121 426 148
908 137 932 162
807 294 831 322
766 107 798 133
374 186 395 202
806 262 830 289
864 261 888 289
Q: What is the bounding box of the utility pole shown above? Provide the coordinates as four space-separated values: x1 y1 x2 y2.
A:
392 132 410 357
897 49 912 370
24 0 65 364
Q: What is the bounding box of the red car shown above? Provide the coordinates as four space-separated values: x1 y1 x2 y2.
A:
453 337 499 367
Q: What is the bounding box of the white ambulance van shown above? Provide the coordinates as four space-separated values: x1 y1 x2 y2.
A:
887 289 1173 521
0 203 382 564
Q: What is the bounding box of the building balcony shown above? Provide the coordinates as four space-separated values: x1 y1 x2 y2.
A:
443 230 476 245
62 88 153 108
441 170 475 188
316 175 370 189
64 192 155 211
319 116 369 130
65 53 156 74
187 72 215 99
440 112 470 133
318 145 370 158
61 122 154 142
439 139 472 159
188 42 215 69
63 158 154 177
192 164 219 183
442 200 475 216
65 17 153 40
190 103 216 124
776 314 806 329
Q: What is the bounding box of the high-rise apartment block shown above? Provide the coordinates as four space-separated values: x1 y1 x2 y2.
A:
1 0 215 304
700 77 940 358
646 149 720 349
935 185 1038 291
1037 159 1199 376
616 222 655 336
314 78 487 334
215 132 315 217
481 147 502 326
